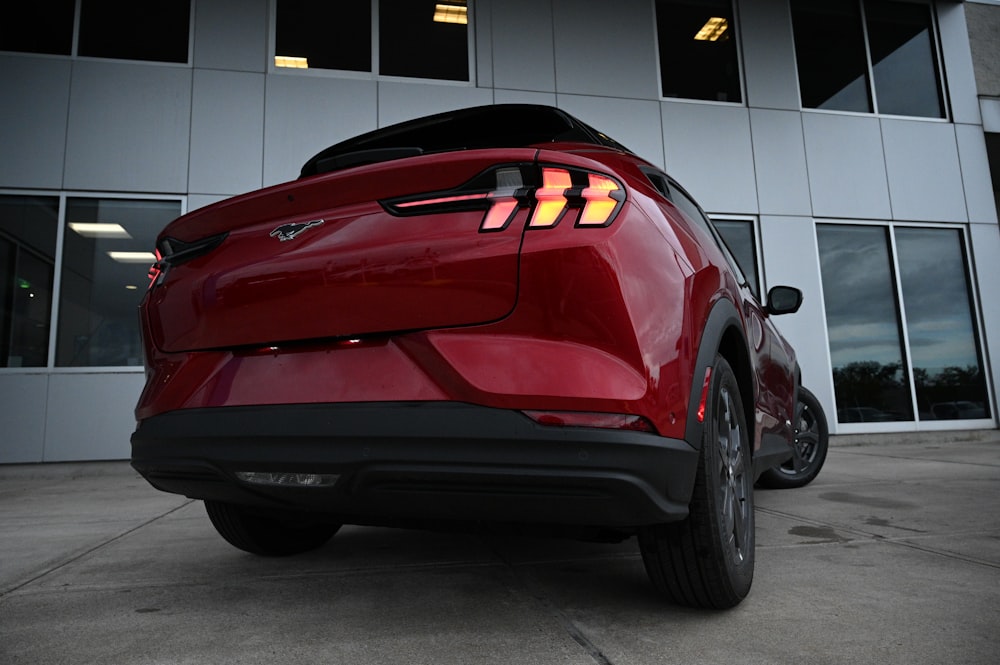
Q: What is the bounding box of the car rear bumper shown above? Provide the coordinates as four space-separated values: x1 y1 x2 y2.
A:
131 402 700 529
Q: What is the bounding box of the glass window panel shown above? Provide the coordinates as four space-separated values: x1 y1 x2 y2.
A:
0 0 75 55
379 0 469 81
895 228 990 420
817 225 913 422
713 219 759 298
275 0 372 72
655 0 742 103
57 199 180 367
865 0 944 118
0 196 58 368
790 0 872 112
79 0 190 63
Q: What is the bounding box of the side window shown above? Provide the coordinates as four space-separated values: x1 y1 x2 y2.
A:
654 0 742 103
712 219 760 299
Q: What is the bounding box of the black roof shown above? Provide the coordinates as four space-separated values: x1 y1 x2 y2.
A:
299 104 631 177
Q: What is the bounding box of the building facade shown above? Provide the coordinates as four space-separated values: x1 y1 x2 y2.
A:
1 0 998 462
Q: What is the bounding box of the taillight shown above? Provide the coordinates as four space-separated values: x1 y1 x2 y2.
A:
382 163 626 232
147 232 228 290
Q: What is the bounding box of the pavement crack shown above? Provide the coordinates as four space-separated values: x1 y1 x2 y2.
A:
0 499 195 598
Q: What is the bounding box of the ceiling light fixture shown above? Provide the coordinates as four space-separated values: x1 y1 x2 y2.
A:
108 251 157 264
433 3 467 24
694 17 728 41
69 222 132 239
275 55 309 69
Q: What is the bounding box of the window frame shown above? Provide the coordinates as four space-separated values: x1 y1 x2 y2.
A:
268 0 477 85
790 0 950 121
815 219 994 433
651 0 747 106
0 0 194 66
0 189 187 375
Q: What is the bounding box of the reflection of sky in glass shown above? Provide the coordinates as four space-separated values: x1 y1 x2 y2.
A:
895 228 979 373
817 225 904 369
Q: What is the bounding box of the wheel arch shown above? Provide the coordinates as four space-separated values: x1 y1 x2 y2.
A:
683 297 755 453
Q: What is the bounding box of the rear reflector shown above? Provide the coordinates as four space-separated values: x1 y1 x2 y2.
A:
235 471 340 487
522 410 656 433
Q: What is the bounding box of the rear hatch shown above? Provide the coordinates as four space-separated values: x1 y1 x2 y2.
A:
146 150 536 352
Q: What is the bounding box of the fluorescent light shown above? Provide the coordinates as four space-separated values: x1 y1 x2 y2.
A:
275 55 309 68
434 3 467 24
694 17 728 41
107 251 157 264
69 222 132 239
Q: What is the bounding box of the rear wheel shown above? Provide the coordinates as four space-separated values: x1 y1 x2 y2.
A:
204 500 340 556
757 386 828 489
639 355 754 609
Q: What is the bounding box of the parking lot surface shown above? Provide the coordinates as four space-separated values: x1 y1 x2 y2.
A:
2 432 999 665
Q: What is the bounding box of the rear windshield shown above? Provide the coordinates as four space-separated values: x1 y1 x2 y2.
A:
300 104 630 177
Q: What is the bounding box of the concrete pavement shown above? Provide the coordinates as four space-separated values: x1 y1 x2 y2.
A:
2 432 999 664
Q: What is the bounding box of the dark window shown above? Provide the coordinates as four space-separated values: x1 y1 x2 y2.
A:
275 0 371 72
791 0 872 112
57 198 180 367
655 0 742 103
866 1 945 118
791 0 945 118
0 0 75 55
379 0 469 81
818 224 988 424
274 0 470 81
79 0 190 63
0 196 58 368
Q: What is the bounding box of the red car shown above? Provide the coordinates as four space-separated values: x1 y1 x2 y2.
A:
131 104 805 609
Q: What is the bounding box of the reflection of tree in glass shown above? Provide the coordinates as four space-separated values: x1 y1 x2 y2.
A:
832 360 911 422
913 365 989 419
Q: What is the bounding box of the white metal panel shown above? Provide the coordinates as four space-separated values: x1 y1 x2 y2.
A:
193 0 268 72
981 98 1000 132
758 215 838 433
969 223 1000 422
43 372 146 462
749 109 812 216
376 81 494 127
956 123 1000 224
189 70 266 197
262 75 378 187
551 0 658 100
661 102 757 213
494 90 557 106
186 194 229 212
490 0 555 92
802 113 891 220
740 0 800 110
0 56 72 190
63 61 192 193
557 95 664 168
881 118 966 223
0 374 48 463
937 2 982 125
474 0 494 88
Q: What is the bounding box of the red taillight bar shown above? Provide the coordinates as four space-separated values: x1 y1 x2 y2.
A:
382 163 626 232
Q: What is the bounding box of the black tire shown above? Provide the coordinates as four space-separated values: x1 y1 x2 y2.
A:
204 500 340 556
757 386 829 489
638 354 754 609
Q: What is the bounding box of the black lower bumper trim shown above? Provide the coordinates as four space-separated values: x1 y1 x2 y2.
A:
131 402 699 529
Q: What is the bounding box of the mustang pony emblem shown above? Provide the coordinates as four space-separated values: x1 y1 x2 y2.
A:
270 219 325 242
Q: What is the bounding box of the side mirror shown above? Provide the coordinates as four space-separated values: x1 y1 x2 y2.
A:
766 286 803 315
